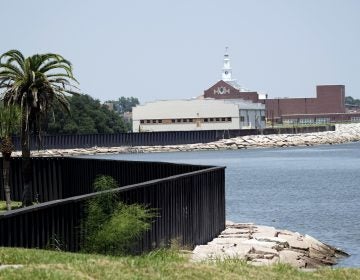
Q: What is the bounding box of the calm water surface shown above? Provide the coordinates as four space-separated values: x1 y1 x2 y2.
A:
83 142 360 267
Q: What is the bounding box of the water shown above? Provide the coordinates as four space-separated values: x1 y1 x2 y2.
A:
81 142 360 267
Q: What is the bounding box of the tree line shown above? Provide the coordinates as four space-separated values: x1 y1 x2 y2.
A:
46 94 135 135
345 96 360 106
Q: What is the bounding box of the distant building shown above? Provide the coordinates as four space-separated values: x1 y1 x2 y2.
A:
264 85 360 124
205 49 360 125
204 48 262 103
204 80 260 103
132 48 266 132
132 99 265 132
133 48 360 132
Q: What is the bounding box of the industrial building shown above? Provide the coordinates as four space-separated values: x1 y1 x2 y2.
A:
264 85 360 124
132 99 265 132
204 49 360 125
132 48 360 132
132 48 266 132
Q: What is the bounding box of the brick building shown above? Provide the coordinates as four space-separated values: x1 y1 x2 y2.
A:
263 85 360 124
204 80 259 103
204 49 360 125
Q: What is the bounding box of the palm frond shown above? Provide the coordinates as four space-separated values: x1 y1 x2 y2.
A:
38 58 71 73
0 63 24 76
0 50 25 64
0 49 81 152
40 63 74 76
46 73 79 83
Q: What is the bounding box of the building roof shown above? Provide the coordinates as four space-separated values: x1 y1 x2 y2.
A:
225 80 251 92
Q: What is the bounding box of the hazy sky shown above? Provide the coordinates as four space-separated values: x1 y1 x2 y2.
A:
2 0 359 102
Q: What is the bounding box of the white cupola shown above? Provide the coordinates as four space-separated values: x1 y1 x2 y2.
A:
222 47 233 81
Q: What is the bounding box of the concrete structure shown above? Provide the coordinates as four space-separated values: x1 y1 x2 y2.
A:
132 99 265 132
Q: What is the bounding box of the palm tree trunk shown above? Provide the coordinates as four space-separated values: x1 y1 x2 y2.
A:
0 137 13 211
21 115 32 207
2 156 11 211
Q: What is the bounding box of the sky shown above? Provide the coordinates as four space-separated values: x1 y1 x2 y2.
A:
1 0 359 103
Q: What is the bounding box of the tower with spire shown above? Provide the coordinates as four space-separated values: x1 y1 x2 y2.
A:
204 48 262 103
222 47 233 82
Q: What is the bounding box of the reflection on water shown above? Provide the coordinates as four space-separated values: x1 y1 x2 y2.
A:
81 142 360 267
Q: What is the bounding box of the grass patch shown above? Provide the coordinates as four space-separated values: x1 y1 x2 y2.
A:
0 247 359 280
0 201 21 213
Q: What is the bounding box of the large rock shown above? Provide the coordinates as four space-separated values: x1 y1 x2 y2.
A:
279 250 306 268
191 222 348 269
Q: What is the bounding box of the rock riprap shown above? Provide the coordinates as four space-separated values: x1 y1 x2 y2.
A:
191 222 348 269
10 123 360 157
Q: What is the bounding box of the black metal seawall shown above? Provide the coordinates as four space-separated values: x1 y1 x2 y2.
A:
0 158 225 252
8 126 334 150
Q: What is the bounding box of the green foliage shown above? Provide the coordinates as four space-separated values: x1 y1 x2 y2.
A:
0 102 20 138
0 103 20 156
92 175 118 211
0 50 81 205
86 202 154 255
107 96 139 114
0 49 80 152
0 201 21 213
46 94 128 134
82 175 155 255
345 96 360 106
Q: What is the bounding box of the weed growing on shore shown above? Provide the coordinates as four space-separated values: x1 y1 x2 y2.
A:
82 175 155 255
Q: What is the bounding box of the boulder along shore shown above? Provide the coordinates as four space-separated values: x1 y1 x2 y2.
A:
12 123 360 157
191 222 349 269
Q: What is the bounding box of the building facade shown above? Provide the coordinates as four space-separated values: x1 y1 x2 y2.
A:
132 99 265 132
264 85 360 124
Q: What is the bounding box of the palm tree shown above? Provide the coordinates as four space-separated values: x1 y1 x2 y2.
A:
0 103 20 210
0 50 80 206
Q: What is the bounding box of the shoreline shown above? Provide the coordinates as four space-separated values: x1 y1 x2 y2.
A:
10 123 360 157
192 221 349 269
4 125 358 269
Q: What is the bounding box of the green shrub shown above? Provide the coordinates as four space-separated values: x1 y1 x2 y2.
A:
82 175 155 255
86 202 154 255
92 175 118 213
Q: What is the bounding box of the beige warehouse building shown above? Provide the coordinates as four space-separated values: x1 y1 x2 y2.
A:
132 99 265 132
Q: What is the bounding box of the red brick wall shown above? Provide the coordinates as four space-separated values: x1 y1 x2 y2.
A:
204 80 259 102
316 85 345 114
265 85 345 119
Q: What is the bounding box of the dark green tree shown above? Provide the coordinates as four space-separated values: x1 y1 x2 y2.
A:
345 96 360 106
104 96 139 132
116 96 139 114
46 94 128 134
0 50 80 206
